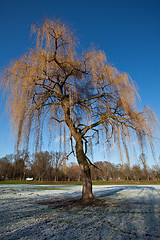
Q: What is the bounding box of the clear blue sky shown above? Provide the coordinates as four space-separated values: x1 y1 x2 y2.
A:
0 0 160 165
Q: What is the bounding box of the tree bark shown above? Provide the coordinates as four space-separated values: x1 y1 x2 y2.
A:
75 141 94 201
82 163 94 200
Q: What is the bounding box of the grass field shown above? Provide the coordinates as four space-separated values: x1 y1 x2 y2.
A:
0 179 160 185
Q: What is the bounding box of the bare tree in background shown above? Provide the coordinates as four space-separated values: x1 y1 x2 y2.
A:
0 157 13 180
1 18 158 201
51 151 64 181
13 150 29 180
31 151 52 181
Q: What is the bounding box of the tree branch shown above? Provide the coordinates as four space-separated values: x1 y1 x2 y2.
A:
85 155 100 170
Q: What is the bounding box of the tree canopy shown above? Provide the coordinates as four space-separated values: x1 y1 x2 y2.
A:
1 18 159 200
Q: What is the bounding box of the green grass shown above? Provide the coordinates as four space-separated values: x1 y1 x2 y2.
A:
92 180 160 185
0 179 160 185
0 180 83 185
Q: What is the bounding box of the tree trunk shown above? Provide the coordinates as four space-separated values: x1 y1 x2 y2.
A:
75 140 94 201
82 163 94 200
62 103 94 201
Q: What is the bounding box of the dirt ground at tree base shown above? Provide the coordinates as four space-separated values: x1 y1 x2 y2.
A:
37 196 108 208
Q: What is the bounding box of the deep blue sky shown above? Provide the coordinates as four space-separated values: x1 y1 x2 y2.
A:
0 0 160 165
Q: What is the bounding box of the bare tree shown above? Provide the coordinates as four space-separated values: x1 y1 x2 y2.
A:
0 156 13 180
13 150 29 180
66 162 81 181
51 151 64 181
31 151 52 181
139 153 149 180
1 18 158 201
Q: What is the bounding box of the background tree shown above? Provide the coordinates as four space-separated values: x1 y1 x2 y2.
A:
131 164 143 181
31 151 52 181
0 156 13 180
51 151 65 181
66 162 81 181
1 18 158 201
151 165 160 180
13 150 29 180
139 153 149 180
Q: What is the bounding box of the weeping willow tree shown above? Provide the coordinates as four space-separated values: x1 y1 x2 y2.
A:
1 18 158 201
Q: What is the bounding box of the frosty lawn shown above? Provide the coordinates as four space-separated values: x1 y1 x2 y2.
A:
0 185 160 240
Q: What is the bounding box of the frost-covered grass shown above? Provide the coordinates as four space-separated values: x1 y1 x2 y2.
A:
0 185 160 240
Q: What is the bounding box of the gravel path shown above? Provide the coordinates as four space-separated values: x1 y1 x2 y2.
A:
0 185 160 240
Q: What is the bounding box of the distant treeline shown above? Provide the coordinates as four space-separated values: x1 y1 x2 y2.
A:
0 150 160 181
